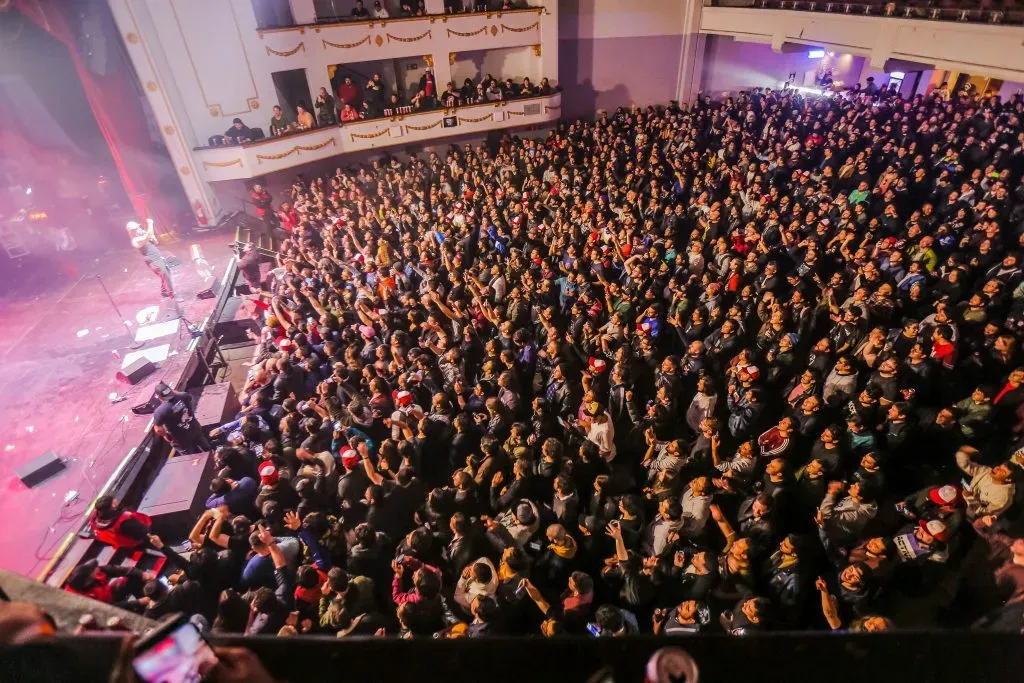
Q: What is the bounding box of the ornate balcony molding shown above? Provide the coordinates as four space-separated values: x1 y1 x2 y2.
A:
259 8 543 65
193 91 561 181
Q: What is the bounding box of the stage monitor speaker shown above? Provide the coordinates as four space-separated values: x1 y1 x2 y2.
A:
137 451 216 541
16 451 66 488
196 283 219 300
116 358 157 384
192 381 241 435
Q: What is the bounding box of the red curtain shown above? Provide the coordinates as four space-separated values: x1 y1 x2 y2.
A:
13 0 174 232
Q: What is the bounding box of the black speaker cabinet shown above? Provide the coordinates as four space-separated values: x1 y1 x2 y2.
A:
137 451 216 541
116 357 157 384
16 451 66 488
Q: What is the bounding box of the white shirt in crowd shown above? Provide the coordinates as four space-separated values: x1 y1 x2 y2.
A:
587 414 616 462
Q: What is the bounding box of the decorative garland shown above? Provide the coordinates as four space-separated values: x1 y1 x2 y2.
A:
500 21 539 33
255 137 337 163
202 158 243 169
265 42 305 57
505 110 527 117
322 36 370 49
256 149 299 162
446 26 487 37
404 120 442 131
297 138 338 152
459 112 494 123
544 104 561 112
386 29 431 43
350 128 391 141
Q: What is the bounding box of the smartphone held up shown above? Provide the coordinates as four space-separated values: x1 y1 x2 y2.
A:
132 615 219 683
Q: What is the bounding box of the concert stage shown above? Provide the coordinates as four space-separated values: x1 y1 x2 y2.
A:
0 236 235 578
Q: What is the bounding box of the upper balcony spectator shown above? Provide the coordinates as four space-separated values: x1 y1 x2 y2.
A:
446 0 526 14
337 76 363 111
398 0 427 17
315 88 338 126
224 118 256 144
340 102 361 121
295 103 316 131
351 0 370 19
268 104 294 137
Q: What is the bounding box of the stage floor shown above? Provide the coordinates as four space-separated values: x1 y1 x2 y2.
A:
0 236 234 578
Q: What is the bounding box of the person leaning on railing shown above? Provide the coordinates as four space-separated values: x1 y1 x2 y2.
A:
340 103 360 122
224 117 254 144
295 103 316 131
267 105 293 137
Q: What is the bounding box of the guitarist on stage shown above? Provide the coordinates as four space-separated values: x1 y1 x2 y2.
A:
127 218 175 299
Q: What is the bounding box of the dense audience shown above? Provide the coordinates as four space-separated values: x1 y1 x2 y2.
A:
85 84 1024 638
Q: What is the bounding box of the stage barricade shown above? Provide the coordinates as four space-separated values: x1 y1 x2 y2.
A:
38 254 257 589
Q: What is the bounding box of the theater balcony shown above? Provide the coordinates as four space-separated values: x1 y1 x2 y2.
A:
257 7 549 63
192 90 561 181
103 0 558 224
699 1 1024 83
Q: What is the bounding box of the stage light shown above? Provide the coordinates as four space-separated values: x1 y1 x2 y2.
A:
25 187 32 195
808 49 826 59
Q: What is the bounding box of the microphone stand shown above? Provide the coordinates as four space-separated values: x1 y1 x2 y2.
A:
94 274 142 348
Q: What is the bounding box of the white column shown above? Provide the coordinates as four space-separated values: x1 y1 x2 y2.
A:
106 0 224 225
432 52 454 91
308 67 335 108
423 0 445 14
676 0 705 104
868 22 897 71
539 1 557 84
289 0 317 24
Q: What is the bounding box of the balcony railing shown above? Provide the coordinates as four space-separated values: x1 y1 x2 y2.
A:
257 5 545 34
708 0 1024 24
257 7 546 68
193 90 561 180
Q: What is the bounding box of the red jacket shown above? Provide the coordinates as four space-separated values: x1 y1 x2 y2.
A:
89 510 152 549
278 207 300 232
251 189 272 217
338 82 362 108
65 570 115 604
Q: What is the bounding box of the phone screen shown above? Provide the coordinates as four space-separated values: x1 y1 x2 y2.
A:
133 621 218 683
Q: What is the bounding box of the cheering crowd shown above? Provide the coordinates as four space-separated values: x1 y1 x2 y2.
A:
79 84 1024 638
